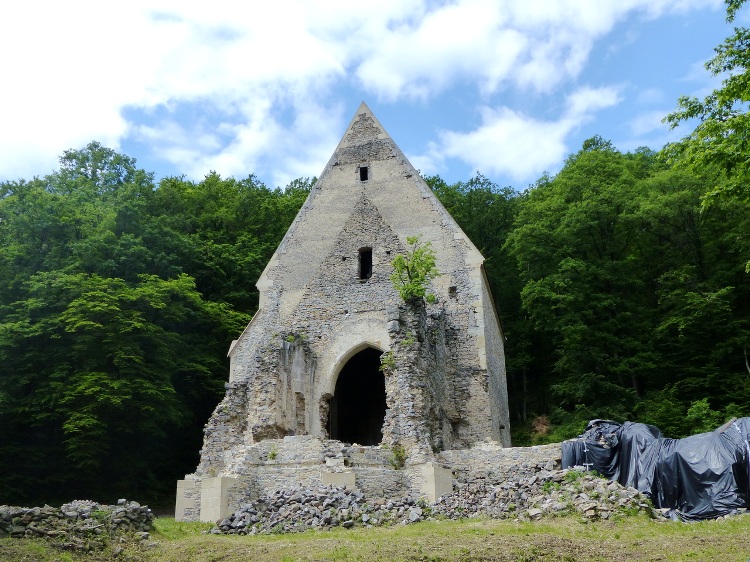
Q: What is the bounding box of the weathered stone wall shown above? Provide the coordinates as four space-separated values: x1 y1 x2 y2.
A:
177 435 563 522
180 104 514 519
480 268 511 445
283 194 404 438
382 301 461 459
0 500 153 547
195 380 249 477
439 442 563 484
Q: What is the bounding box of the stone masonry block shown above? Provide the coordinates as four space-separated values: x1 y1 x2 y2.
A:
321 470 356 489
418 462 453 502
175 479 200 522
199 476 239 523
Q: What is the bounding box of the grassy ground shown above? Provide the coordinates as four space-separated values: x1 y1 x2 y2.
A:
2 514 750 562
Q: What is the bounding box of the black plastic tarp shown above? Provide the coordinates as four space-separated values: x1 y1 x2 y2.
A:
561 418 750 521
617 421 663 489
561 419 623 481
561 419 661 488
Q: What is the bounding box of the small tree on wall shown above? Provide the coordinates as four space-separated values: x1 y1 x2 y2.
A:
390 235 440 303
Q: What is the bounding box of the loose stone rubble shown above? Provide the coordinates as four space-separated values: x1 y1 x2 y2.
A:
0 499 154 551
210 468 657 535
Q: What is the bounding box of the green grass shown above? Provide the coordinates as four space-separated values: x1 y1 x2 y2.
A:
151 518 214 540
2 514 750 561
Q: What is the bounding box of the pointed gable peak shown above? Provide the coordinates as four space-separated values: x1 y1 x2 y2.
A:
336 102 393 151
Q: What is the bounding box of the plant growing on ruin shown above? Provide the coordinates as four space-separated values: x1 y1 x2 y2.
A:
390 443 407 469
89 509 111 524
379 351 396 372
390 235 439 303
542 480 561 493
401 332 416 346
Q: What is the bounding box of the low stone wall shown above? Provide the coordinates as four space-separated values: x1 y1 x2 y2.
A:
177 437 563 522
0 499 154 550
439 442 563 484
224 463 412 503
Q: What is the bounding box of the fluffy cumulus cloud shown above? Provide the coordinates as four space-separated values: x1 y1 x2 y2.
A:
0 0 723 184
430 86 621 181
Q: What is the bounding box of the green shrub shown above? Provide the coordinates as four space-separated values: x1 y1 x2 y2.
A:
390 235 439 303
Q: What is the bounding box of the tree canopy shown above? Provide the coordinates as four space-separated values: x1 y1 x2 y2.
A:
0 143 312 505
664 0 750 210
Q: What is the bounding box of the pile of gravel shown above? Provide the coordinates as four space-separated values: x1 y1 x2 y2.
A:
211 468 657 535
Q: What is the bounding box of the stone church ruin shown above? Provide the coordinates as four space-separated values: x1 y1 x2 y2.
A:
176 103 515 522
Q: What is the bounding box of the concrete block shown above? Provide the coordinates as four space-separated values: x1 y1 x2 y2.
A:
418 462 453 502
321 470 356 488
175 479 200 522
199 476 239 523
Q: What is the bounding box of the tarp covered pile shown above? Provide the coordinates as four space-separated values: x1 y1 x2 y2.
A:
562 418 750 521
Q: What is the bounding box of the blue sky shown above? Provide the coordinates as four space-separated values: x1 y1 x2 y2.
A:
0 0 740 190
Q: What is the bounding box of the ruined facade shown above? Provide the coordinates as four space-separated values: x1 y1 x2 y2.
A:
176 103 511 521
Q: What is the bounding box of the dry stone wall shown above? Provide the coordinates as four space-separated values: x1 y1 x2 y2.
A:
0 499 154 550
439 442 563 484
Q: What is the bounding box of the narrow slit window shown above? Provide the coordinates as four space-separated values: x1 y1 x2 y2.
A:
359 247 372 280
359 166 369 181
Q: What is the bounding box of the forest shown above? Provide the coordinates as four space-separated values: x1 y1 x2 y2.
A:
1 1 749 508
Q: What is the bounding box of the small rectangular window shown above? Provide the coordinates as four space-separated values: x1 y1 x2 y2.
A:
359 247 372 280
359 166 369 181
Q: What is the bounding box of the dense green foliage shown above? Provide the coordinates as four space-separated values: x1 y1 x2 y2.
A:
664 0 750 210
0 143 311 505
1 0 749 503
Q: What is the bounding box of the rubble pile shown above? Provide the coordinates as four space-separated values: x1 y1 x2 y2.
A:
439 469 652 521
0 499 154 550
212 468 656 535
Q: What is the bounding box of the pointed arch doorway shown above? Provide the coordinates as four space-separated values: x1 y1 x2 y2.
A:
327 347 386 445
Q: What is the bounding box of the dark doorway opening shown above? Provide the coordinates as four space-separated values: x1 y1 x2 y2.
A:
328 347 386 445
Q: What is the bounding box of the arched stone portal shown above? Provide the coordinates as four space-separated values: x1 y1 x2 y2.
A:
328 347 386 445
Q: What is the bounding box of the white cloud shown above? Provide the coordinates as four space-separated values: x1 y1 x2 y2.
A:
352 0 721 99
439 107 573 180
566 86 622 117
629 109 671 136
636 88 666 105
426 86 621 181
0 0 725 183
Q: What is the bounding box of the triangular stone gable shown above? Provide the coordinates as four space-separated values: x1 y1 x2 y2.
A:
256 102 484 317
288 195 405 346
